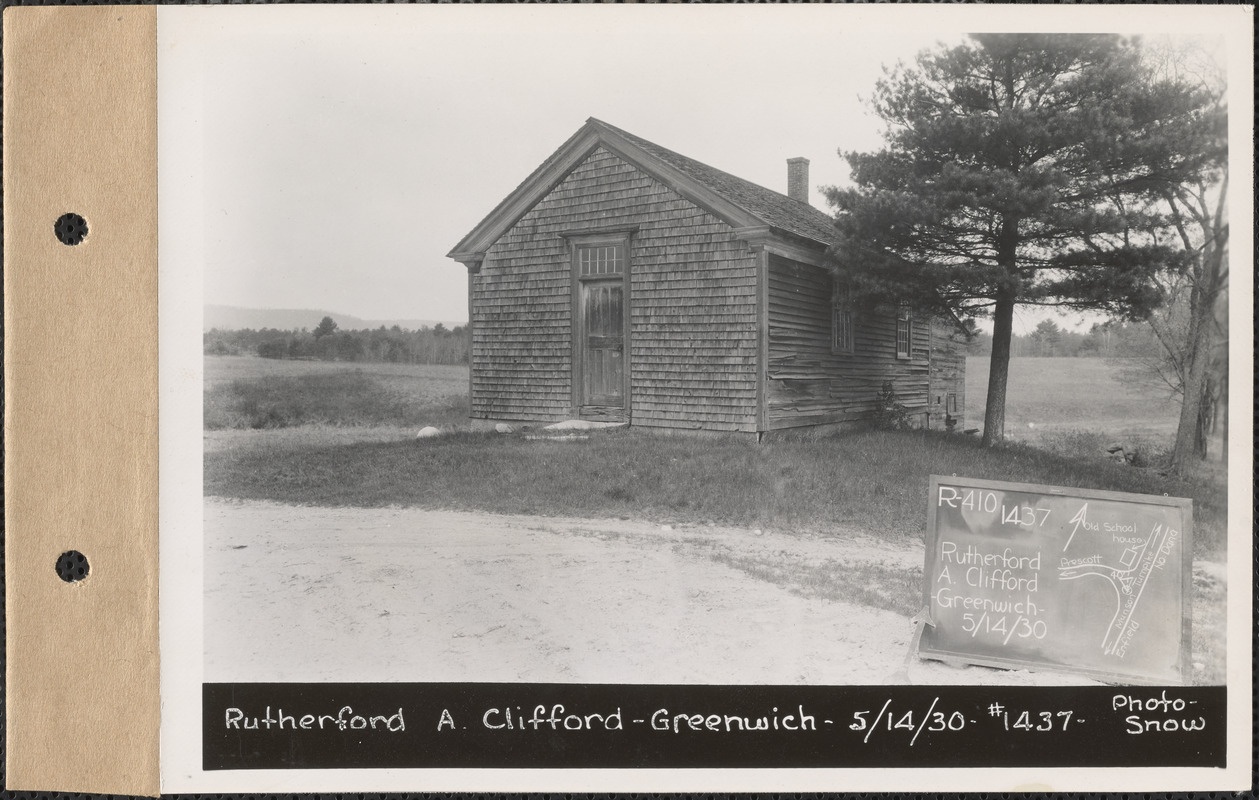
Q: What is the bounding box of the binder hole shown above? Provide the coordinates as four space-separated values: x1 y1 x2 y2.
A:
54 213 88 246
55 550 90 583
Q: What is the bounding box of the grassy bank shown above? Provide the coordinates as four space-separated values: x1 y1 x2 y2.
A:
204 426 1226 559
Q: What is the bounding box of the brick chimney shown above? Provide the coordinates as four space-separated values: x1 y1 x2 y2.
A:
787 157 810 203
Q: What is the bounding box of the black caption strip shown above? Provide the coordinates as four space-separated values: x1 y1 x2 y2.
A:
204 683 1225 771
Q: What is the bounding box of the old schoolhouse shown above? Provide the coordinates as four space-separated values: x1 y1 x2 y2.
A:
448 118 965 435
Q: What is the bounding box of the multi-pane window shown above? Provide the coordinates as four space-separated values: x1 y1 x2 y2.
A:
896 301 912 359
578 244 624 276
832 288 854 355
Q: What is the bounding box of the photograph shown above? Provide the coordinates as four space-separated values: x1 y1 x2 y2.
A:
154 3 1251 791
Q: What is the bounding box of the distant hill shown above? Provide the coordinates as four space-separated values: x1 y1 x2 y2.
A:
204 305 463 332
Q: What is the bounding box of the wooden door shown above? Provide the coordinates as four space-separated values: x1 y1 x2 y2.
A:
580 280 624 407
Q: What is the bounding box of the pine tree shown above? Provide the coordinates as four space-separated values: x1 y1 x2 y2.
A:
826 34 1221 446
1030 320 1062 357
313 315 339 340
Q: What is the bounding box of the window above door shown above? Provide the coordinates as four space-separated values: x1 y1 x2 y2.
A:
578 243 624 277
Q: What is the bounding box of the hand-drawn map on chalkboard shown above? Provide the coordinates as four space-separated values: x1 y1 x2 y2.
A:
920 476 1193 685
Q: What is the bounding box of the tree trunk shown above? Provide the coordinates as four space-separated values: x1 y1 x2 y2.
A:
1193 376 1216 458
1169 183 1227 477
1220 372 1228 461
981 287 1017 447
982 214 1020 448
1170 320 1210 474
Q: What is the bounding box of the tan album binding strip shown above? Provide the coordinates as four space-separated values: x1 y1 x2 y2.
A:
4 6 160 794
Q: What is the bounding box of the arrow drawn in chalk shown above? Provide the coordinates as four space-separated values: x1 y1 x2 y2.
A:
1064 503 1089 551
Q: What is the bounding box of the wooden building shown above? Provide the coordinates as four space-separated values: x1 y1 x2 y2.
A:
448 119 965 435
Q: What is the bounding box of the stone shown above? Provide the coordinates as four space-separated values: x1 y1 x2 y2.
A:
544 419 627 431
494 423 514 434
415 426 441 439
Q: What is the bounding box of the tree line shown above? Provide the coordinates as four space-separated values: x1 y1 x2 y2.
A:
204 316 470 366
966 320 1162 359
826 33 1227 475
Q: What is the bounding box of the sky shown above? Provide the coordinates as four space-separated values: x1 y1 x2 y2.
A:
160 5 1244 333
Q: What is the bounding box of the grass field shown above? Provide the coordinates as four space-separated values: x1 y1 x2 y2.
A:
966 356 1180 447
203 354 1225 558
209 355 1181 430
205 356 467 430
204 355 469 390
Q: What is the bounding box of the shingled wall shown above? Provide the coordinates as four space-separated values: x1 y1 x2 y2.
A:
472 146 759 431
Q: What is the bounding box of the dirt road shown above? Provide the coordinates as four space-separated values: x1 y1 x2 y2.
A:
204 499 1095 686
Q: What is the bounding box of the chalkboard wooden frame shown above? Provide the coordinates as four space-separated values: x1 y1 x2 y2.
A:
919 475 1194 686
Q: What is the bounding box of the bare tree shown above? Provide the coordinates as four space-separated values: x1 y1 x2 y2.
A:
1139 37 1229 475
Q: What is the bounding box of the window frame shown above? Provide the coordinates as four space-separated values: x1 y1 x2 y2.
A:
831 284 855 356
895 301 912 360
575 240 626 279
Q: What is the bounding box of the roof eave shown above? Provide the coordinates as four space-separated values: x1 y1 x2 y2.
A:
734 224 832 266
445 126 603 263
448 251 485 273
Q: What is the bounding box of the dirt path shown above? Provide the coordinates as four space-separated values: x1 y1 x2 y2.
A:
204 499 1097 686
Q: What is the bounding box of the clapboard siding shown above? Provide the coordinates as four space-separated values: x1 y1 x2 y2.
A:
472 147 757 430
927 318 967 429
766 255 937 430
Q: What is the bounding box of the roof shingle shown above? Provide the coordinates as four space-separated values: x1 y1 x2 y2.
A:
588 118 837 247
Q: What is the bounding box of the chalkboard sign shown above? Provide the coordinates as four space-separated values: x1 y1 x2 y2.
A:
920 476 1193 685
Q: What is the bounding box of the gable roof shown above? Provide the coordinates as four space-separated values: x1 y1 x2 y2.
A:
448 118 836 265
593 119 837 246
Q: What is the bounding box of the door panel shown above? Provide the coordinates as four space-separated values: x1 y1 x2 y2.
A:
581 280 623 407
